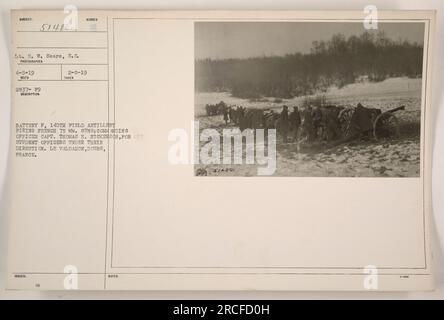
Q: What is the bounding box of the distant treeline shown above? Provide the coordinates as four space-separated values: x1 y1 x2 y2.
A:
195 32 423 99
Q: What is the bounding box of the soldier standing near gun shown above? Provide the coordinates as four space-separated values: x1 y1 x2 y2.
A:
223 107 229 125
289 106 301 142
301 105 315 142
280 105 290 143
312 105 323 140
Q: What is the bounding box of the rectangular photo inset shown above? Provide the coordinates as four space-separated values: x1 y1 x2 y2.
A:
194 22 425 177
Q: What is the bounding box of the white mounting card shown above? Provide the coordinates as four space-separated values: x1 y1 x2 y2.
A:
7 10 435 290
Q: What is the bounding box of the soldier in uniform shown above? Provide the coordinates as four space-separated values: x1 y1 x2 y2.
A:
289 106 301 142
223 107 229 125
312 105 323 140
229 107 236 124
280 105 290 143
302 106 315 142
323 107 341 141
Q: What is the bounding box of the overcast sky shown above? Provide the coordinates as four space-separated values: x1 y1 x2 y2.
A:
195 22 425 60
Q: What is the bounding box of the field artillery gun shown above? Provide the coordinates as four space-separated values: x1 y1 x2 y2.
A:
337 103 405 141
372 105 405 140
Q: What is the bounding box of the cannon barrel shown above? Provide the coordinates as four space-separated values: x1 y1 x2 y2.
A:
385 105 405 114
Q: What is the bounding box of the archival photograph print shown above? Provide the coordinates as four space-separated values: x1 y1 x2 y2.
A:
194 22 425 177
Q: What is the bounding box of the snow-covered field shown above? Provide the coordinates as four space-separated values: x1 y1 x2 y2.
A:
194 77 422 177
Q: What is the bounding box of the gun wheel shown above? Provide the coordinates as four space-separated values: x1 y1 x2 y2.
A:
373 113 400 140
338 108 354 136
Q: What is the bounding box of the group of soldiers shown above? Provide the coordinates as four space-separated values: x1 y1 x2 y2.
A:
205 99 404 145
278 105 343 143
217 102 342 144
205 101 228 116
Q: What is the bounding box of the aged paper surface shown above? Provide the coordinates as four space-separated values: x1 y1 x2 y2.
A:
7 10 435 290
